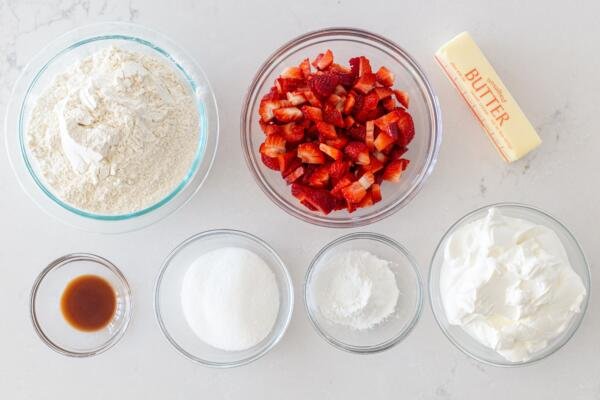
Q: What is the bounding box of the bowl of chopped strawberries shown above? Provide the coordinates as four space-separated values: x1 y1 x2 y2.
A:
241 28 442 227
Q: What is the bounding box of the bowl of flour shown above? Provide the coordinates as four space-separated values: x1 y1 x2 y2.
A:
5 22 218 232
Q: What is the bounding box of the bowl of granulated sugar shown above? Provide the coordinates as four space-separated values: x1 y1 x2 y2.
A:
154 229 294 368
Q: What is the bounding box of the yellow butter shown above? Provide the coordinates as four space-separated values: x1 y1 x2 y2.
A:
435 32 541 162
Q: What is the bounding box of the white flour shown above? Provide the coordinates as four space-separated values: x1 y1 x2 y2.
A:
26 46 199 214
315 250 399 330
180 247 280 352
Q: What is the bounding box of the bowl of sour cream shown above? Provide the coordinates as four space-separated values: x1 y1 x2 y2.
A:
429 203 590 367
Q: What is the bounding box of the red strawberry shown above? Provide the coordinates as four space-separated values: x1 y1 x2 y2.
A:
298 142 326 164
259 99 291 122
274 107 303 122
316 121 337 139
365 120 375 149
334 85 347 96
372 151 388 163
319 143 343 160
276 78 303 94
325 135 349 149
347 125 366 141
291 183 337 214
362 91 380 111
259 120 281 136
286 91 307 106
299 58 311 78
329 159 350 179
382 159 410 182
281 123 304 143
396 109 415 146
353 73 376 94
312 49 334 70
375 66 395 87
301 105 323 121
341 181 367 204
374 87 394 100
373 131 395 151
344 115 355 128
260 152 280 170
344 142 370 165
349 57 361 77
281 158 302 178
394 90 410 108
331 175 354 199
262 86 282 101
358 171 375 189
308 165 330 188
361 157 384 173
277 151 297 172
389 146 408 159
323 104 344 128
371 183 382 203
281 66 304 80
301 89 322 107
358 192 374 208
308 73 339 98
343 92 356 114
382 96 396 111
261 134 286 157
284 165 305 184
373 109 402 131
358 56 372 75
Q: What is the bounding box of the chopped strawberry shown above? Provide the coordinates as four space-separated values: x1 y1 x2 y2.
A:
291 183 337 214
276 78 303 94
374 87 394 100
373 109 402 131
286 91 307 105
373 131 395 152
274 107 303 122
371 183 382 203
316 121 338 139
382 96 396 111
298 142 326 164
344 115 355 128
307 165 330 188
341 181 367 204
260 152 280 170
259 99 291 122
331 175 354 199
277 151 297 172
349 57 361 77
281 66 304 80
281 123 304 143
361 157 384 173
382 159 410 182
347 124 366 141
396 109 415 146
372 151 388 163
394 89 410 108
344 142 370 165
365 120 375 149
260 120 281 136
319 143 343 160
301 106 323 121
325 135 349 149
329 159 350 179
358 171 375 189
353 73 376 94
358 192 374 208
299 58 311 78
327 94 343 108
284 165 305 184
323 104 344 128
308 72 339 98
389 146 408 159
343 92 356 114
375 66 394 87
301 89 322 107
362 91 380 111
356 56 372 75
281 157 302 178
261 134 286 157
334 85 347 96
312 49 334 70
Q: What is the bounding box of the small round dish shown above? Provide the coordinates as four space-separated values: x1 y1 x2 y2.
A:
154 229 294 368
241 27 442 228
5 22 218 233
429 203 591 367
30 253 132 357
304 232 423 354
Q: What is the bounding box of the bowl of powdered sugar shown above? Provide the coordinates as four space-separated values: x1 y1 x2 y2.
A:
304 232 423 353
5 22 218 232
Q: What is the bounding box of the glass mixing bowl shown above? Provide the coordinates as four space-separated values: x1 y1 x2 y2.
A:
241 27 442 228
154 229 294 368
429 203 591 367
5 22 219 233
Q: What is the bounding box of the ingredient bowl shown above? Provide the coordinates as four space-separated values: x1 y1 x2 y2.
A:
5 22 218 233
30 253 132 357
304 232 423 353
241 27 442 228
154 229 294 368
429 203 591 367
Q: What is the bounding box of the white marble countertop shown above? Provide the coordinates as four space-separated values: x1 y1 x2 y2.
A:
1 0 599 398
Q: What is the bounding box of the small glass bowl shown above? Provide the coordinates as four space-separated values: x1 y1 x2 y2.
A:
304 232 423 354
154 229 294 368
241 27 442 228
30 253 132 357
429 203 591 367
5 22 219 233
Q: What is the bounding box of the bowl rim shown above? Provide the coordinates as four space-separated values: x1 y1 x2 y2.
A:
240 26 442 228
428 202 592 367
153 228 294 368
304 232 423 354
5 22 219 231
30 252 133 358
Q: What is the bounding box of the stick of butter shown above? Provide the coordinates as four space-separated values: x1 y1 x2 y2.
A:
435 32 541 162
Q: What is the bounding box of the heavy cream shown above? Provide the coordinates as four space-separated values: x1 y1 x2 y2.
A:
440 208 586 362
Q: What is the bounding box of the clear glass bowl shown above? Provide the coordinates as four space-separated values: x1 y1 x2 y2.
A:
30 253 132 357
241 27 442 228
5 22 219 233
429 203 591 367
154 229 294 368
304 232 423 353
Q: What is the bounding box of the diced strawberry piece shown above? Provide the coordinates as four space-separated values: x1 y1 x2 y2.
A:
262 86 281 101
323 104 344 128
274 107 303 122
347 125 366 141
327 94 343 108
312 49 334 70
334 85 347 96
373 131 395 151
372 151 388 163
343 92 356 115
375 66 395 87
396 109 415 146
357 56 372 76
374 87 394 100
261 134 286 157
341 181 367 204
344 115 355 128
259 99 291 122
291 183 337 214
301 105 323 121
298 142 326 164
301 199 318 211
281 158 302 178
371 183 382 203
301 89 322 107
344 142 370 165
319 143 343 160
358 192 374 208
362 91 380 111
389 146 408 159
382 159 410 182
281 66 304 80
286 91 307 106
259 120 281 135
325 135 349 149
277 151 297 172
353 73 376 94
382 96 396 111
386 122 400 140
307 165 330 188
365 120 375 149
373 109 402 131
299 58 311 78
394 90 410 108
260 151 280 170
284 165 305 184
316 121 337 139
308 72 339 98
349 57 361 77
276 78 303 94
330 63 350 73
329 160 350 179
358 172 375 189
281 123 304 143
331 176 354 199
361 157 384 174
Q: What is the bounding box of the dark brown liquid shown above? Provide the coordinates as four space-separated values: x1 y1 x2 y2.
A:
60 275 117 332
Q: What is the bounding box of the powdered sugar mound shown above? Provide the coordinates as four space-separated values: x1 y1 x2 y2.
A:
26 45 199 214
315 250 399 330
